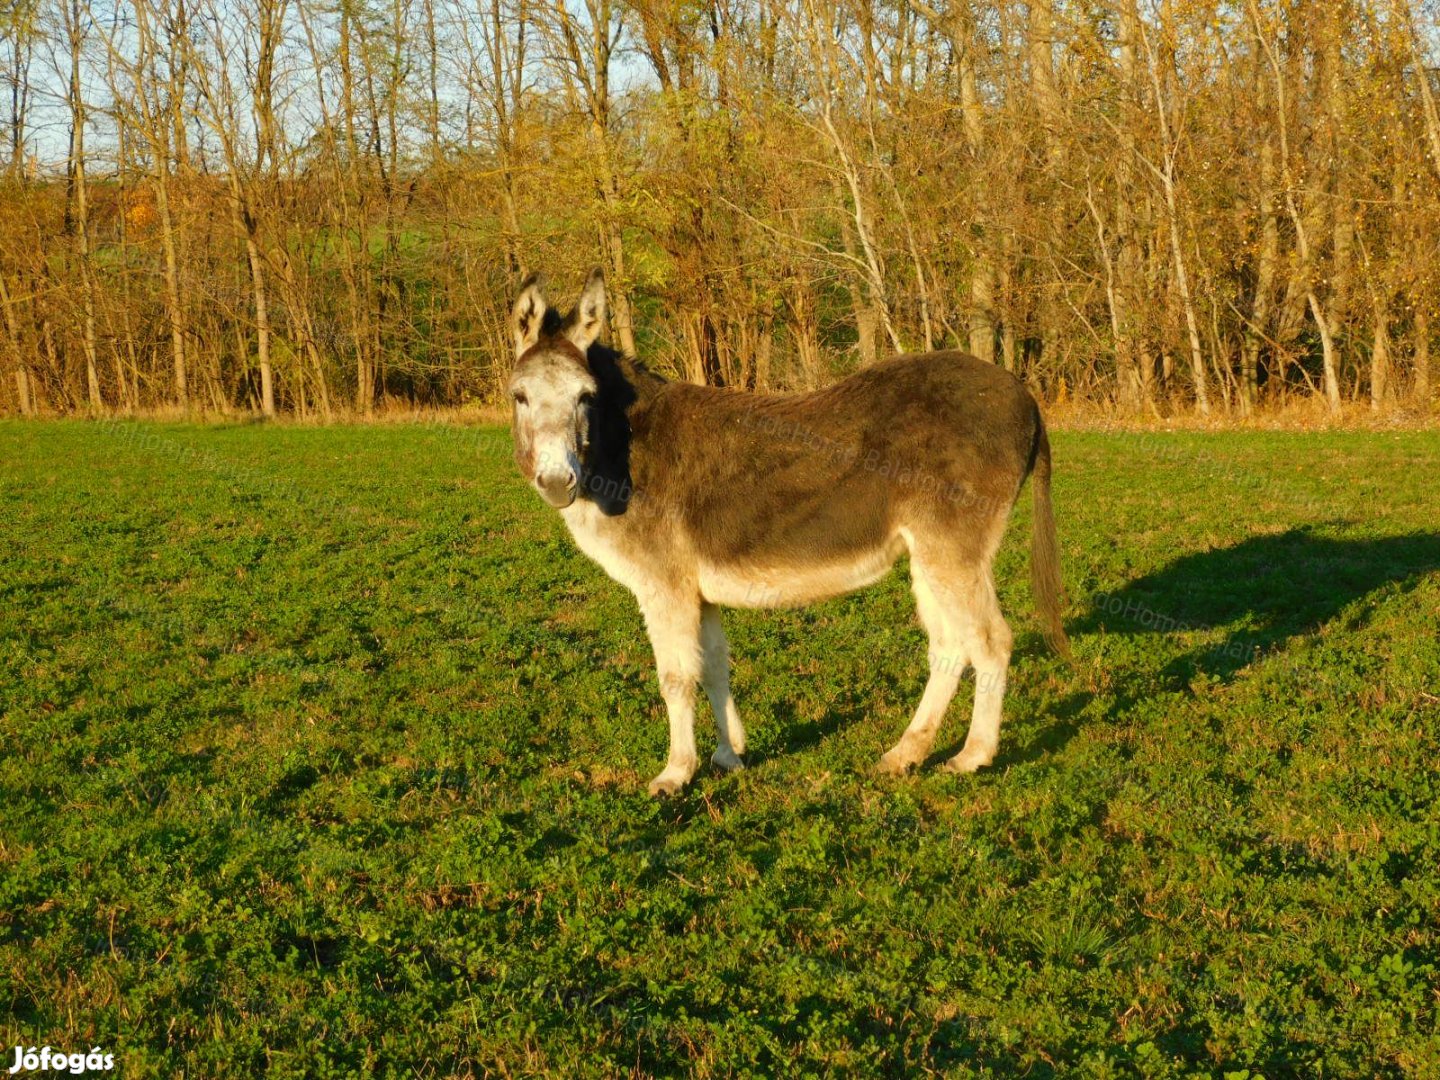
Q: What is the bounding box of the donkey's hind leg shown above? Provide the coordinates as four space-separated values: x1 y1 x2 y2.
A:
700 603 746 772
877 552 968 774
941 568 1013 774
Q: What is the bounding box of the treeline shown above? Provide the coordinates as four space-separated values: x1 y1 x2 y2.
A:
1 0 1438 418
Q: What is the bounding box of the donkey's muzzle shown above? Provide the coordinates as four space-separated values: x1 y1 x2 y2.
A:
536 472 578 508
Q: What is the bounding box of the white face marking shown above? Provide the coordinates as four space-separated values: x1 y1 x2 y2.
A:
510 349 597 509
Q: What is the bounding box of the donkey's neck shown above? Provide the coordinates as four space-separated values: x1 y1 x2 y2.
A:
579 347 665 515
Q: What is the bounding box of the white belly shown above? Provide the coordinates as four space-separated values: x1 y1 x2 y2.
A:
562 499 903 610
698 537 903 609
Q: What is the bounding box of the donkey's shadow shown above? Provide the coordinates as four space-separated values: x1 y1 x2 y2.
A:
1073 526 1440 682
975 526 1440 770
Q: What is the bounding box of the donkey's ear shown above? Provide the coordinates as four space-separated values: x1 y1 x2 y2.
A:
563 268 607 352
512 273 549 358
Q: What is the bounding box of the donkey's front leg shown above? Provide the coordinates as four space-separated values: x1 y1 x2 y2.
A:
639 591 703 796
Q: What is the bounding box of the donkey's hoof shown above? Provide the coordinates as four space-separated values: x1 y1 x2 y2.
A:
941 747 995 774
876 748 918 775
647 767 694 797
711 747 745 773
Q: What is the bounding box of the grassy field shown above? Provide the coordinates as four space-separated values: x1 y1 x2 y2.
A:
1 420 1438 1078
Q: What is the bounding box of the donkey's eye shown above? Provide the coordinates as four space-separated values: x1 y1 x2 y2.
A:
578 391 594 408
513 391 528 407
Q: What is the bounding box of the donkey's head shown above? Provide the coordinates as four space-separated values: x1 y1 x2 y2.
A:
508 270 607 508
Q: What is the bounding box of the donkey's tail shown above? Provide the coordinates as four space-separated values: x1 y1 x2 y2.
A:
1029 416 1072 660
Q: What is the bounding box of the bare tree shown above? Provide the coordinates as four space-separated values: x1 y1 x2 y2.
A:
58 0 101 410
1249 0 1342 412
538 0 639 356
1136 7 1208 414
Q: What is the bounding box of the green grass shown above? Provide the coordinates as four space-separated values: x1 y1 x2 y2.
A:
1 420 1438 1078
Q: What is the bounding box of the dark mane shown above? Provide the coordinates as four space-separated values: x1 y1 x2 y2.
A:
580 342 660 516
539 306 566 338
587 341 667 388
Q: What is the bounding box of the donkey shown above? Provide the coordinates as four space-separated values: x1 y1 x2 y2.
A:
507 270 1070 795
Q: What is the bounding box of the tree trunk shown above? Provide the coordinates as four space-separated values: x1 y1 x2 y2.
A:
787 273 823 389
490 0 527 277
15 366 33 415
327 0 376 413
543 0 638 356
155 167 188 409
828 171 884 366
0 271 32 415
1249 0 1340 412
956 3 994 362
1027 0 1063 155
1243 136 1279 415
968 268 995 363
1415 308 1431 404
600 208 639 357
1110 0 1148 410
7 28 30 179
66 1 101 412
240 218 276 417
1324 9 1353 352
1397 0 1440 180
1370 295 1390 411
111 120 137 412
1141 14 1209 415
